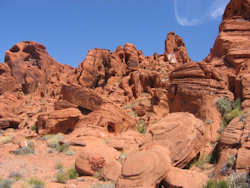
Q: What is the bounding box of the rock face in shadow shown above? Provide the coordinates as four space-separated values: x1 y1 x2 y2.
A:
36 108 82 135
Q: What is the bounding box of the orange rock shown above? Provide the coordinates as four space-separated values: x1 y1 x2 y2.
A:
165 167 208 188
103 160 122 182
117 145 171 188
165 31 191 64
220 117 244 146
61 85 103 112
168 62 233 143
236 148 250 170
76 48 127 88
146 112 205 168
4 41 74 97
75 141 120 177
36 108 82 134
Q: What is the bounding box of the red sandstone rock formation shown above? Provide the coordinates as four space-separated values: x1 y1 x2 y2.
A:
0 0 250 187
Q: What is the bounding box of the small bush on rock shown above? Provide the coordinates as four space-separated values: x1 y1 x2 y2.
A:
227 172 250 188
216 98 242 133
216 98 233 116
13 141 35 155
0 136 12 144
54 166 78 183
203 179 229 188
67 168 78 179
0 179 13 188
136 120 146 134
55 161 63 170
91 182 116 188
8 171 22 181
45 134 70 153
28 178 44 188
93 168 105 181
54 169 68 184
191 155 212 170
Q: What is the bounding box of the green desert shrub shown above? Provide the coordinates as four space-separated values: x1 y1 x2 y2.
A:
8 171 22 181
54 167 78 183
13 141 35 155
54 169 68 184
127 111 137 118
91 182 116 188
54 161 63 170
44 134 70 153
191 155 212 170
227 172 249 188
216 98 233 116
216 98 242 133
93 168 105 181
0 179 13 188
0 136 12 144
227 155 236 168
136 120 146 134
64 150 75 156
30 125 37 132
67 168 78 179
28 178 44 188
203 179 229 188
223 108 242 125
118 151 127 164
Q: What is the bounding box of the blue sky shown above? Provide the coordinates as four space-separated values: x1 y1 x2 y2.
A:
0 0 229 67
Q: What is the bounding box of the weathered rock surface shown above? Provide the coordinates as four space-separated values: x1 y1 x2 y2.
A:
220 117 244 146
59 85 136 134
165 31 191 65
76 48 127 88
0 63 18 95
165 167 208 188
36 108 82 135
75 141 120 177
61 85 103 111
204 0 250 174
146 112 205 168
4 41 74 96
117 145 171 188
1 0 250 186
167 62 234 145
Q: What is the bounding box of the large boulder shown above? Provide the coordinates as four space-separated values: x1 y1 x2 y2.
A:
146 112 205 168
165 167 208 188
75 141 120 178
116 145 171 188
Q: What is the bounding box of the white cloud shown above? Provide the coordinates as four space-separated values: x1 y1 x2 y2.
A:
209 0 230 19
174 0 203 26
